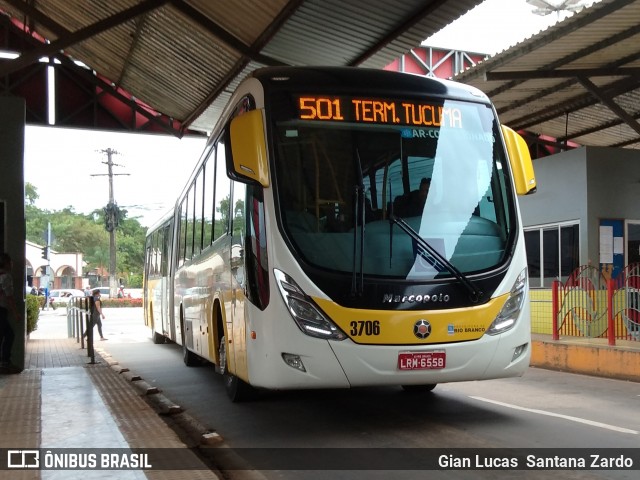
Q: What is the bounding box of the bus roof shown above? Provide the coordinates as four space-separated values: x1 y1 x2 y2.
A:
250 66 490 103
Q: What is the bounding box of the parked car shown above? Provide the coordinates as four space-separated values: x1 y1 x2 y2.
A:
48 289 84 301
97 287 111 299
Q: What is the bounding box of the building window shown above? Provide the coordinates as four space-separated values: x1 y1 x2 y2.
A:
524 222 579 288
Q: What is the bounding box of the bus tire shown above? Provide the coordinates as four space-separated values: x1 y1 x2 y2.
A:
224 373 254 402
401 384 437 393
219 335 254 402
182 343 199 367
152 330 165 344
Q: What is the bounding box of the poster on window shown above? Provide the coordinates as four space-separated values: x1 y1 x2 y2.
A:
599 219 623 280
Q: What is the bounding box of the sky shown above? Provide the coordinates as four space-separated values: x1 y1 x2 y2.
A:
24 126 207 227
23 0 600 227
424 0 598 54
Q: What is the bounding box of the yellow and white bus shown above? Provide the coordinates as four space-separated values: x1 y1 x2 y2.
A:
144 66 536 401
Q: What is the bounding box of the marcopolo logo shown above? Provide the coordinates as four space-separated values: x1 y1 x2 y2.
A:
382 293 450 304
7 450 40 469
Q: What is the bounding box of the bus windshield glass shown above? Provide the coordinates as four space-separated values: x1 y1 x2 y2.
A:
272 94 515 280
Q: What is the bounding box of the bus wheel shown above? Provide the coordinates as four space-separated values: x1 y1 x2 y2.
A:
218 336 254 402
401 384 437 393
182 343 199 367
224 373 254 402
152 331 165 344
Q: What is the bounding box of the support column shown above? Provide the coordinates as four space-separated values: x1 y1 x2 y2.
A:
0 96 26 370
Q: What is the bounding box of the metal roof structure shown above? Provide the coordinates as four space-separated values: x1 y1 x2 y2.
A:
0 0 483 136
455 0 640 151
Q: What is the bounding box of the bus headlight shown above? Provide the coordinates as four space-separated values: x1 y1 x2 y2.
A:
274 269 347 341
486 268 527 336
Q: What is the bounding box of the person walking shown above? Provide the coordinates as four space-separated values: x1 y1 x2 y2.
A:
0 253 22 373
87 288 107 341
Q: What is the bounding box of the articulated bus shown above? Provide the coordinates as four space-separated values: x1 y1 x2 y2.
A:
143 66 536 401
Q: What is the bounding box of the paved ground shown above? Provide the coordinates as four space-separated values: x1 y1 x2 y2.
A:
0 307 220 480
2 305 638 479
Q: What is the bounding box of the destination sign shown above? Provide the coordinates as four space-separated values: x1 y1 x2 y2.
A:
297 96 463 128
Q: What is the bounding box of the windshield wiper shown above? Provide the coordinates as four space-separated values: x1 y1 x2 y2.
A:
351 149 365 296
388 213 483 303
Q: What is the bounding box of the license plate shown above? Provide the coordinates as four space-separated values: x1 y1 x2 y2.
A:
398 351 446 370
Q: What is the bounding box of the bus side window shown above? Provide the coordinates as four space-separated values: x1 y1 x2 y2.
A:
214 136 230 240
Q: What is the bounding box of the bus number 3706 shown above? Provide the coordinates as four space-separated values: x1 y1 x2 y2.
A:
350 320 381 336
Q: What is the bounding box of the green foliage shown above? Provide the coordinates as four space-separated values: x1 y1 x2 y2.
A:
128 274 143 288
25 294 41 335
25 185 148 281
25 182 39 205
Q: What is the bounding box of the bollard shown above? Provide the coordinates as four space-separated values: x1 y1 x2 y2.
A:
79 307 85 350
74 300 80 340
74 298 80 338
67 302 73 338
607 278 615 346
552 280 560 341
79 297 86 347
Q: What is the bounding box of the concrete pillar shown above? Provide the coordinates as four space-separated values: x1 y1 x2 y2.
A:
0 96 26 370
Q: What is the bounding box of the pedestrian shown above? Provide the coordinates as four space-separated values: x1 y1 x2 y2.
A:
0 253 22 374
87 288 107 341
83 284 91 296
41 286 49 310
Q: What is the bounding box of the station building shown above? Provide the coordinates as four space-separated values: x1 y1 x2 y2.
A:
25 240 85 291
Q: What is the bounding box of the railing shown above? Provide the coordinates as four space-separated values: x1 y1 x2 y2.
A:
531 264 640 344
66 296 98 363
530 289 554 335
610 263 640 342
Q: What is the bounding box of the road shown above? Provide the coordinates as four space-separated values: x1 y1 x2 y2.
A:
35 307 640 479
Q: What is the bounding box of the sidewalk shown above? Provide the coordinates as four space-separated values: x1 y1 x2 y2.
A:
0 308 220 480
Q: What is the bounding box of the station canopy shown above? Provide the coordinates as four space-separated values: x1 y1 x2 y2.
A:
1 0 638 151
455 0 640 151
0 0 483 136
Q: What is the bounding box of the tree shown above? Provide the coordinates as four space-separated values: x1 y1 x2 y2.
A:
218 195 230 227
25 187 148 283
25 182 39 205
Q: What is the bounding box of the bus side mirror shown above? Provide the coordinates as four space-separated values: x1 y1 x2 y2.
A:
229 109 270 187
501 125 536 195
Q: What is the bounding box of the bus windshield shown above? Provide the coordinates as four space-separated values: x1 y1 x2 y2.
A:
272 95 515 280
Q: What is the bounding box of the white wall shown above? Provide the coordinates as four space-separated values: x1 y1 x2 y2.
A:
586 147 640 266
519 146 640 268
519 147 589 264
26 241 84 287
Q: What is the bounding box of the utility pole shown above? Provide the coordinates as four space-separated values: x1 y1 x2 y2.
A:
91 148 129 298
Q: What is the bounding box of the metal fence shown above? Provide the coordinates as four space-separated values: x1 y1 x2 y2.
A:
66 295 98 363
530 264 640 344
